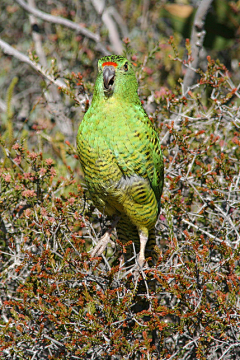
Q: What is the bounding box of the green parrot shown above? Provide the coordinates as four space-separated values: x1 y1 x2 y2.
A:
77 55 164 267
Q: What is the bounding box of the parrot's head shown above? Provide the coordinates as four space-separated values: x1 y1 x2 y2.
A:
93 55 139 103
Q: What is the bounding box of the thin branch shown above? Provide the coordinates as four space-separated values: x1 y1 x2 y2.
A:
43 334 64 348
218 343 240 360
91 0 123 54
182 218 227 244
28 0 47 67
166 337 200 360
0 38 66 90
214 203 240 242
27 0 73 139
183 0 213 93
0 38 77 138
107 6 128 39
15 0 109 55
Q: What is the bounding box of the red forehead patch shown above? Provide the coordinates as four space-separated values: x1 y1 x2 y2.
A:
102 61 117 67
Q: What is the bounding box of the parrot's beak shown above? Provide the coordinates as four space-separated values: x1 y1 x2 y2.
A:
103 65 115 91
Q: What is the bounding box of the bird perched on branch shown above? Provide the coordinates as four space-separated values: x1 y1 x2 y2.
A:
77 55 164 267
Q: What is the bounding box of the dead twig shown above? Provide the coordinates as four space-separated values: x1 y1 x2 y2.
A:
15 0 109 55
183 0 214 93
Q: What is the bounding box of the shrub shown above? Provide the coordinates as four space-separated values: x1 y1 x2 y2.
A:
0 1 240 359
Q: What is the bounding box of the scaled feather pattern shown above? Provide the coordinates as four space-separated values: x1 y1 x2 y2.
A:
77 55 164 266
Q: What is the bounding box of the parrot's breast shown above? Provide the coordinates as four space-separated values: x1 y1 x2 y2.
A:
77 99 163 225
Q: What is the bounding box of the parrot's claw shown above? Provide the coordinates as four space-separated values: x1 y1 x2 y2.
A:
90 232 111 257
90 215 120 258
137 255 146 269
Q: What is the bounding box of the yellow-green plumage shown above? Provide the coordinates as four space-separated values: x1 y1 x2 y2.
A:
77 55 164 266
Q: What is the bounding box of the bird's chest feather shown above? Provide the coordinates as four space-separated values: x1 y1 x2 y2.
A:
79 104 147 175
77 98 163 220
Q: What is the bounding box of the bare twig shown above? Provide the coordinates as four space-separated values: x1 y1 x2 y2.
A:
91 0 123 54
218 343 240 360
0 38 66 90
28 0 47 67
90 215 120 257
27 0 73 139
107 7 128 39
0 37 76 138
166 337 200 360
182 219 227 245
15 0 109 55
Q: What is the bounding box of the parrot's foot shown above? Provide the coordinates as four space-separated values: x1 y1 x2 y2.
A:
137 230 148 268
91 231 111 257
137 254 146 268
90 215 120 258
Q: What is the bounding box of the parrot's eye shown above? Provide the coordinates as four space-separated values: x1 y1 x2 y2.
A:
123 62 128 71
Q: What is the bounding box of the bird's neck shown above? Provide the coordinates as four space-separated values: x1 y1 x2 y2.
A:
91 93 141 109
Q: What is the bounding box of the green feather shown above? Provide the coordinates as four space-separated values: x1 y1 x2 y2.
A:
77 55 164 265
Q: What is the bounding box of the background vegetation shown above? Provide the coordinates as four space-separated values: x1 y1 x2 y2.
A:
0 0 240 359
